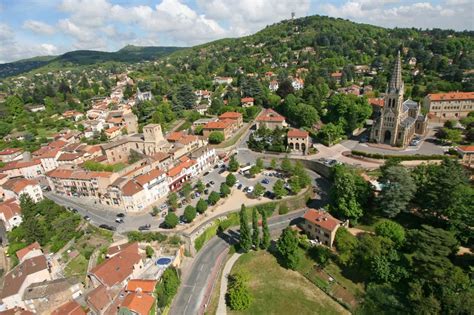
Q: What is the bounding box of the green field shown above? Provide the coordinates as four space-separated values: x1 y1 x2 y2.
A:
229 251 349 315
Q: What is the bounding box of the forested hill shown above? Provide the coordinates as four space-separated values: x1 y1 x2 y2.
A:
156 15 473 94
0 45 182 78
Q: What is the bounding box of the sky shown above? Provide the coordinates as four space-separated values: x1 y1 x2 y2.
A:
0 0 473 63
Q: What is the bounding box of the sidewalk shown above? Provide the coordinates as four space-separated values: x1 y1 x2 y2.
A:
216 253 242 315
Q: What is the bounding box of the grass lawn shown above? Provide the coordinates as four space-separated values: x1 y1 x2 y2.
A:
325 262 365 297
229 251 349 315
64 255 88 279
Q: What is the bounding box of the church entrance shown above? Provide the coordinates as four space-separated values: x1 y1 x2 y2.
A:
384 130 392 144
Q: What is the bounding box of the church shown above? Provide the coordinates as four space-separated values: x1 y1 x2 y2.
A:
370 52 427 147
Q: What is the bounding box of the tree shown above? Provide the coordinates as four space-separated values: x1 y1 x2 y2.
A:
228 155 239 172
226 273 252 310
255 157 264 170
377 165 416 218
175 84 196 110
164 213 179 228
226 173 237 187
309 246 332 268
156 267 180 307
270 158 277 169
208 131 225 144
239 204 252 252
196 198 208 214
280 157 293 173
183 205 197 223
208 191 220 205
253 183 265 198
273 179 288 199
145 245 154 258
181 182 193 202
249 165 260 177
288 176 301 194
276 79 294 98
374 220 406 246
251 208 260 248
167 192 178 211
128 149 142 164
334 227 358 266
195 180 205 193
260 209 271 249
293 161 311 188
220 183 231 197
329 164 364 223
152 206 160 217
276 227 300 270
317 122 344 146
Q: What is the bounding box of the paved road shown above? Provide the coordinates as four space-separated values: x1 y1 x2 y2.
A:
170 209 305 315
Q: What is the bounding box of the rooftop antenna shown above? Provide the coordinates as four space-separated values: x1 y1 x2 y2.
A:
291 12 295 20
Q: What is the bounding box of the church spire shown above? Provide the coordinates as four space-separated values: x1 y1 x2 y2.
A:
389 51 403 92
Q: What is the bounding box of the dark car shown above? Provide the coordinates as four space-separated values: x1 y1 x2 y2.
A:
203 171 210 176
204 189 209 195
138 224 151 231
237 183 243 190
72 208 78 213
83 215 91 221
210 180 215 185
99 224 116 231
261 178 270 185
218 169 225 174
264 191 275 199
116 213 125 218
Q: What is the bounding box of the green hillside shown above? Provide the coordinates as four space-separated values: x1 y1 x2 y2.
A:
0 45 182 78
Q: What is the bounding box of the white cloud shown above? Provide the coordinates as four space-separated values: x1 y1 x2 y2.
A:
320 0 474 30
23 20 56 35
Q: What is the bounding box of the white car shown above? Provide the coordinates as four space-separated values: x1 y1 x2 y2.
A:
246 186 254 193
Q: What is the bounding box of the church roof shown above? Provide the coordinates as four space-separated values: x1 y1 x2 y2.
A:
403 99 418 112
389 51 403 92
400 116 416 129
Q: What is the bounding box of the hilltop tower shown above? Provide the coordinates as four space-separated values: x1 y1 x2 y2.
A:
143 124 164 144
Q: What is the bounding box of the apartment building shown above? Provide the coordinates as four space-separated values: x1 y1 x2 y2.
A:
301 209 346 247
2 177 43 203
424 91 474 121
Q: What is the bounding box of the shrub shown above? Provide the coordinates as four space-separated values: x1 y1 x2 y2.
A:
351 150 456 161
208 131 225 144
279 203 289 215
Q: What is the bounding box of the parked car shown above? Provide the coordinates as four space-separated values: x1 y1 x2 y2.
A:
195 192 201 197
204 189 209 195
83 215 91 221
410 138 421 146
115 218 124 223
246 186 254 193
360 135 368 143
237 183 243 190
99 224 116 231
203 171 210 176
116 213 125 218
218 169 225 174
138 224 151 231
263 191 275 199
210 181 215 185
261 178 270 185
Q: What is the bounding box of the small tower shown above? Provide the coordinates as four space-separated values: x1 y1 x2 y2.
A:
291 12 295 20
143 124 164 144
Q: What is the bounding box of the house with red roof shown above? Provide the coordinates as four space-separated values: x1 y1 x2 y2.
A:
0 160 44 179
167 156 197 191
456 145 474 167
301 209 347 247
52 300 86 315
0 199 22 231
241 97 254 108
203 120 235 140
2 177 43 203
287 129 310 153
119 292 155 315
15 242 42 264
0 148 23 163
256 108 287 130
423 91 474 121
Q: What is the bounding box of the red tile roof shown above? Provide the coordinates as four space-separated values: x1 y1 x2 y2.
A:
126 279 157 294
457 145 474 153
428 91 474 101
166 131 185 142
241 97 254 103
2 177 38 194
0 255 48 300
135 168 164 186
0 160 42 171
203 121 232 130
303 209 342 232
288 129 309 138
219 111 242 120
105 126 121 134
121 180 143 196
0 199 21 221
107 242 138 257
0 307 34 315
0 148 22 156
167 159 196 178
37 147 62 159
57 153 82 162
121 292 155 315
368 97 384 107
256 108 286 122
52 300 86 315
16 242 41 261
86 285 111 312
46 169 112 180
90 242 141 288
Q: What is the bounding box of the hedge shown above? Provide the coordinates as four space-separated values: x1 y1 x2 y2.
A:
351 150 457 161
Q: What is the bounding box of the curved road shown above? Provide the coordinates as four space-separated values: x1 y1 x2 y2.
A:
170 209 306 315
